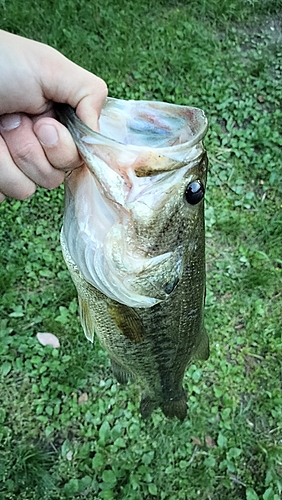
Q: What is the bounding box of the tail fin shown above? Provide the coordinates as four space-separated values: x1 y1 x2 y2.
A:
140 394 159 419
161 392 187 421
140 391 187 421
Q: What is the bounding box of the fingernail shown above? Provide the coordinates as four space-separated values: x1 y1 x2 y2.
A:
36 124 59 147
0 114 21 131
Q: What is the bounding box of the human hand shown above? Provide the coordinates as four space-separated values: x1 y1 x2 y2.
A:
0 30 107 202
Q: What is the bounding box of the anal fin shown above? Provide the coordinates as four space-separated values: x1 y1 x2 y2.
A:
110 358 132 384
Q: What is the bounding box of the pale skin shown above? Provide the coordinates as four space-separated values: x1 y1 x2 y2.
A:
0 30 108 202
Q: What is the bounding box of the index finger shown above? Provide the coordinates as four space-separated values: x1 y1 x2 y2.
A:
75 77 108 131
40 48 108 131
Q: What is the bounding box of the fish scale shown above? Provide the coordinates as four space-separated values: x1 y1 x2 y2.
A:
56 98 209 420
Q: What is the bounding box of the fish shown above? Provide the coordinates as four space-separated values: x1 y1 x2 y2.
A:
55 98 209 421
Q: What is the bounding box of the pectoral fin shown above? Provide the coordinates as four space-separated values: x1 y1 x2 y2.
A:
107 303 144 343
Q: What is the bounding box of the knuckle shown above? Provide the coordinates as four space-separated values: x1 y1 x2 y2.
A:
99 79 108 99
87 77 108 100
13 141 36 163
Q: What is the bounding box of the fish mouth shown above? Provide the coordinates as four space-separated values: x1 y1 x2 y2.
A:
56 100 208 177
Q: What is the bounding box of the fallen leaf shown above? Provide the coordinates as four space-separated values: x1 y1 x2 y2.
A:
205 436 215 448
78 392 88 405
234 323 245 330
257 94 265 103
36 332 60 348
191 436 202 446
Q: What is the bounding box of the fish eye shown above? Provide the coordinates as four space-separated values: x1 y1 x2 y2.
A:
184 180 205 205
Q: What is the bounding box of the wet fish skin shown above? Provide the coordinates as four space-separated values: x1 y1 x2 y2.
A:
56 99 209 420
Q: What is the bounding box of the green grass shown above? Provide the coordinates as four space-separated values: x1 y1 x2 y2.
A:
0 0 282 499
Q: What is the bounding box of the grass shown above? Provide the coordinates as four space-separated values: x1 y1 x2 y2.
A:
0 0 282 499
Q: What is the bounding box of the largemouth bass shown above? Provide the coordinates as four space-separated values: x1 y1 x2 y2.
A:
56 98 209 421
